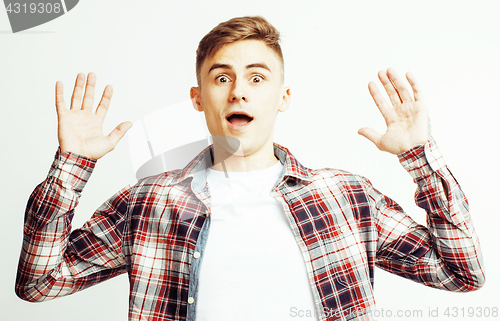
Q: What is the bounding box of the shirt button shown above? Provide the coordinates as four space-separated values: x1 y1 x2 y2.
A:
187 297 194 304
193 251 201 259
205 210 210 217
341 226 348 233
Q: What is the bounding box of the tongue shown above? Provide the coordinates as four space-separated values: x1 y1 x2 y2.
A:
229 116 250 126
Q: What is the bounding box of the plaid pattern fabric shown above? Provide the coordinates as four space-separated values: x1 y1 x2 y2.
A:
16 137 485 321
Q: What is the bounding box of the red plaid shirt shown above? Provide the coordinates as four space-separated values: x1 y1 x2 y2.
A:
16 137 484 320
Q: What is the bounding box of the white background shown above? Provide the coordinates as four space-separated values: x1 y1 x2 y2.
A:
1 0 499 320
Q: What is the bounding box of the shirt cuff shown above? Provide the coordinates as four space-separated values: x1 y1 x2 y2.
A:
47 148 97 193
397 136 446 180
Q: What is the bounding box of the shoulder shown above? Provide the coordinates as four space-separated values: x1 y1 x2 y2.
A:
296 167 377 223
307 167 372 189
275 143 371 189
127 169 189 198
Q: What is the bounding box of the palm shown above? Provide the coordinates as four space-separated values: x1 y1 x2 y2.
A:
56 73 132 159
359 68 429 155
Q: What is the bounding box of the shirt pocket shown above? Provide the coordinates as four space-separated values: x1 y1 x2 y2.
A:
327 220 370 288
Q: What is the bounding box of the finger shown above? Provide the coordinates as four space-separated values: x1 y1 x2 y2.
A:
108 121 133 147
377 70 402 107
357 127 383 149
95 85 113 119
386 67 412 102
70 73 86 110
406 71 424 101
368 81 393 124
55 81 67 114
82 72 96 111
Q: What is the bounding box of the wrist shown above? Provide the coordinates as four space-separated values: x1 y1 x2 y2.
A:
48 147 97 193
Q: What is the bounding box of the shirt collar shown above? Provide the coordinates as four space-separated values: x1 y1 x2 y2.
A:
167 143 315 191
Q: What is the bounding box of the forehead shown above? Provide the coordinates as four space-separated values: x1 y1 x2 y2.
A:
202 39 282 72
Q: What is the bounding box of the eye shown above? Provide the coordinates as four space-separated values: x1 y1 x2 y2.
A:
251 75 264 83
216 75 230 83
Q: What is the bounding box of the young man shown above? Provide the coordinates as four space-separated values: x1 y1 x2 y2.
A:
16 16 484 321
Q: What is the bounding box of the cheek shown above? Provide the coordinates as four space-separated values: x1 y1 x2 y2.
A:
205 111 221 130
260 89 283 112
201 94 221 117
202 89 228 111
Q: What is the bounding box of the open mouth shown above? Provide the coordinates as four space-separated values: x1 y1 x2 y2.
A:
226 112 254 128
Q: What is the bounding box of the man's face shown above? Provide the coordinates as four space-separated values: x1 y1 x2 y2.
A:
190 39 290 158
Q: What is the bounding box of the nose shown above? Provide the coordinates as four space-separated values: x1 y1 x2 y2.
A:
229 80 247 102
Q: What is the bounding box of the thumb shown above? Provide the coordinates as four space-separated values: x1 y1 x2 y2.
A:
108 121 133 146
358 127 382 149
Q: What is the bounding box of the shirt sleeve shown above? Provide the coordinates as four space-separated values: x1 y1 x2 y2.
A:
372 136 485 291
16 148 130 302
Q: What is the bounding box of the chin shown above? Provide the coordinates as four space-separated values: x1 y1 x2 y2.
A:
212 135 243 156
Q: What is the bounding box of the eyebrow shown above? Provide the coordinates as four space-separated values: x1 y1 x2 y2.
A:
246 63 271 72
208 62 271 74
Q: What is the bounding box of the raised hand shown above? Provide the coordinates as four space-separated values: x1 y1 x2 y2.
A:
358 68 429 155
56 72 132 159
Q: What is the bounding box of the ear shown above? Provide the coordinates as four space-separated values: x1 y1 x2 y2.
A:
278 87 291 112
190 87 203 112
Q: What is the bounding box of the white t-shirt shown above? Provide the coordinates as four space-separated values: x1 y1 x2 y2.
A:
196 160 318 320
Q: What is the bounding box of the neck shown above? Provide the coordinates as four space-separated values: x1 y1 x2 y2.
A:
211 140 278 172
